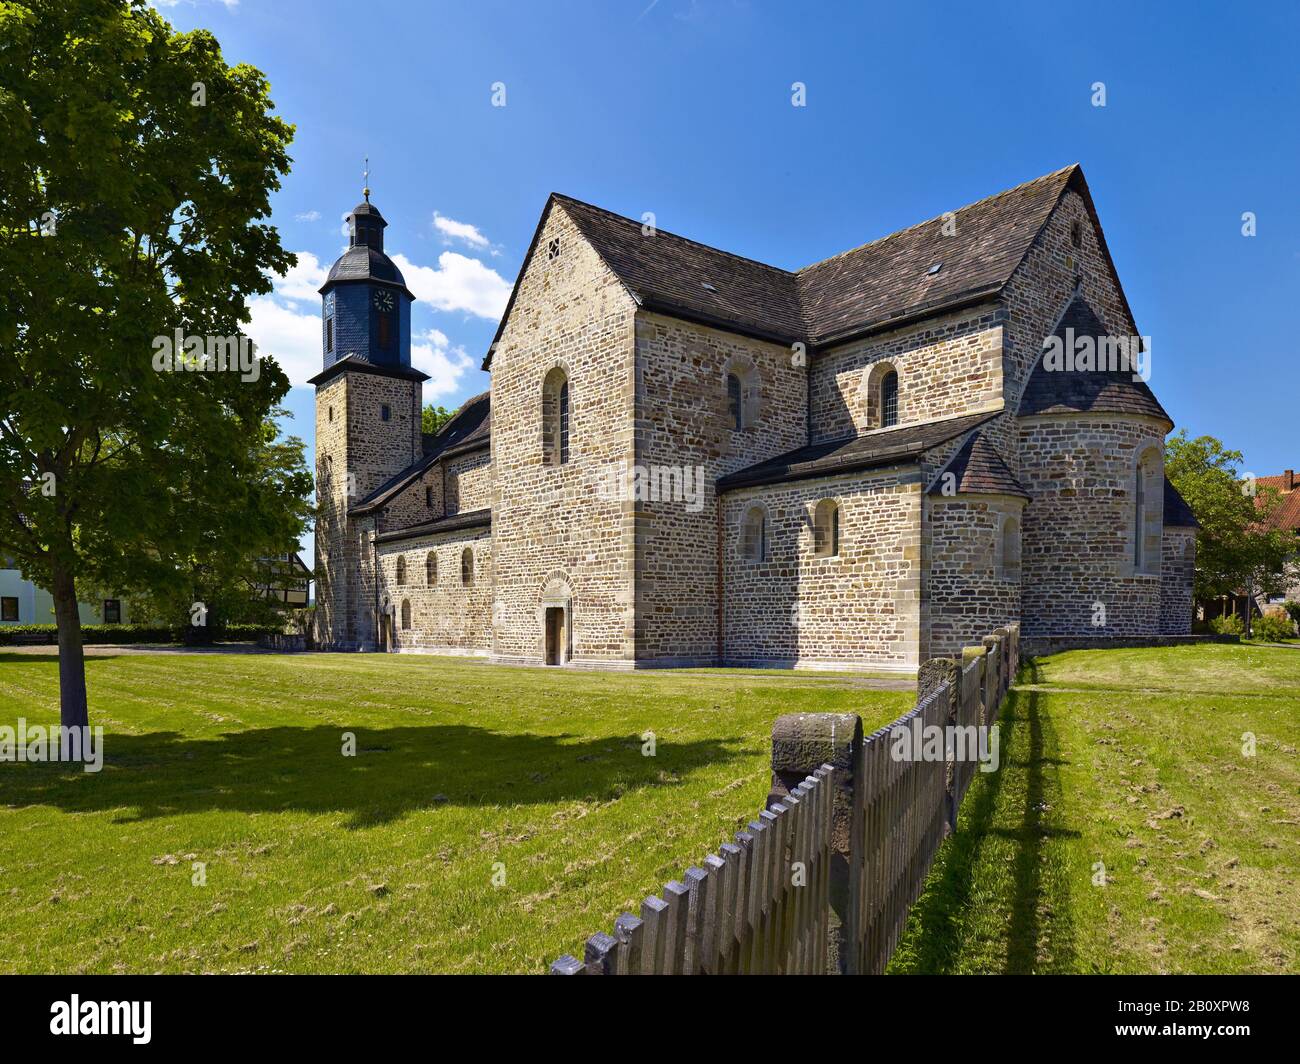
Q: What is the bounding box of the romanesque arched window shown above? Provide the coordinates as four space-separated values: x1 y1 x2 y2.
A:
741 507 767 562
395 555 407 586
813 499 840 558
542 367 569 466
880 370 899 428
461 547 474 585
426 551 437 586
725 363 759 431
727 373 743 430
1000 514 1021 581
1134 446 1162 575
864 362 901 429
400 599 411 630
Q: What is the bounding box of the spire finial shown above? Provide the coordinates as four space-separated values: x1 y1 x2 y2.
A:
362 156 370 203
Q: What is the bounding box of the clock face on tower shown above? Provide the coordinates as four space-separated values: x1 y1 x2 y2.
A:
372 289 395 313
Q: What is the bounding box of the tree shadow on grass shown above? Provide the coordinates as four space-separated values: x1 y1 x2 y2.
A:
891 658 1081 973
0 724 752 829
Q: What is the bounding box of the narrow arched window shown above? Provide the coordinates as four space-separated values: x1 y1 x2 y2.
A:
727 373 743 430
400 599 411 630
741 507 767 562
1134 469 1145 570
813 499 840 557
395 555 407 586
426 551 437 586
880 370 899 428
1134 448 1161 575
725 364 759 431
1001 515 1021 580
542 367 569 466
461 547 474 585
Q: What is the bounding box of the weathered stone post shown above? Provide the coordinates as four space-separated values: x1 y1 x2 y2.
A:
769 711 861 974
962 644 988 726
919 656 961 835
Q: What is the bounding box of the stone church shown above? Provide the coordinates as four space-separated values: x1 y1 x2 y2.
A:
311 164 1196 672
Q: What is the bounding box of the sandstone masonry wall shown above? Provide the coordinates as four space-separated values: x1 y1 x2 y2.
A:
489 204 639 667
634 311 807 664
721 469 922 671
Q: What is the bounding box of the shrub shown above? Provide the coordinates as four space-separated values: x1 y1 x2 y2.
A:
1284 601 1300 629
1253 613 1297 642
1209 614 1244 637
0 622 281 646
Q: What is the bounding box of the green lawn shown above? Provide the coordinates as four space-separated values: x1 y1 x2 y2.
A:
0 651 909 973
891 643 1300 974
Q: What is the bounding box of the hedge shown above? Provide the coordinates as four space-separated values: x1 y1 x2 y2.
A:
0 623 282 646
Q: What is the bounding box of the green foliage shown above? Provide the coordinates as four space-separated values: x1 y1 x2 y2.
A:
1252 613 1296 643
422 404 455 437
1285 601 1300 629
0 0 310 719
1209 613 1244 636
1165 432 1295 608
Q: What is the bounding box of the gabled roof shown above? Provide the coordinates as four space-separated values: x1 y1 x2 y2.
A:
1017 297 1171 424
350 392 490 516
717 410 998 492
484 164 1126 369
1164 477 1199 529
928 430 1028 499
1254 471 1300 533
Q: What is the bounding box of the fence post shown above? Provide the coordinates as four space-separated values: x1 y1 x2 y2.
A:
919 656 961 836
769 712 861 974
962 645 987 726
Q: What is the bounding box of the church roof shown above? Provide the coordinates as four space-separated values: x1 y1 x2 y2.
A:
350 392 490 516
324 244 408 289
485 164 1128 368
1017 296 1170 423
928 430 1028 499
374 507 491 545
717 410 998 492
1164 477 1199 528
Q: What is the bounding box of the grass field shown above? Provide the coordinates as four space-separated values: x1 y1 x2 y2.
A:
0 651 909 973
891 643 1300 974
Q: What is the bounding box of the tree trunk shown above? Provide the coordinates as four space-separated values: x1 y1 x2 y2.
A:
51 565 89 729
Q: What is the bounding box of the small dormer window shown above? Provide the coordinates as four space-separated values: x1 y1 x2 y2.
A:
380 404 391 422
548 237 561 261
926 262 943 276
702 282 717 292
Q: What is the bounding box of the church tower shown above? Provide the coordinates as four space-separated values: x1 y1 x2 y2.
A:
310 179 426 648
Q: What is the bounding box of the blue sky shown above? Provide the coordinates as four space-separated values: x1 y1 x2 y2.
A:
157 0 1300 560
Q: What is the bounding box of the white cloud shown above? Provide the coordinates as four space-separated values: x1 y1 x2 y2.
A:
295 209 322 222
246 297 319 388
412 329 476 401
268 251 328 303
391 251 510 320
433 212 491 250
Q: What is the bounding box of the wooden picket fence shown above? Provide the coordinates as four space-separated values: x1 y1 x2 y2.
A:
551 623 1020 976
550 765 835 974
